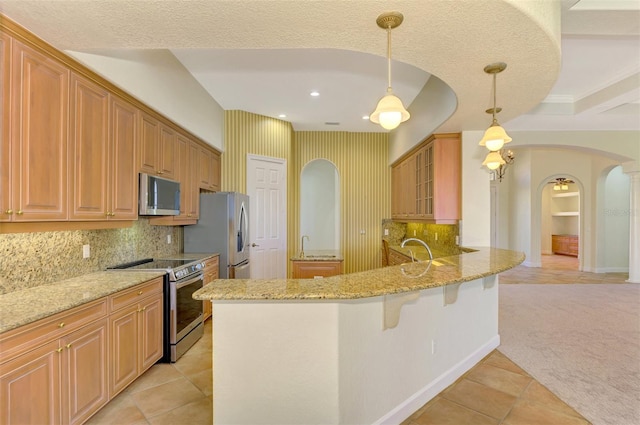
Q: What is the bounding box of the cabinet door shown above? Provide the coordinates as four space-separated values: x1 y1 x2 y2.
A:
138 295 163 373
139 112 159 175
175 134 189 219
198 144 213 189
108 304 138 398
292 261 343 279
109 97 138 220
11 40 69 221
211 149 221 191
69 73 109 220
158 124 176 179
188 141 200 218
0 33 11 222
0 340 61 425
391 165 401 219
61 319 108 425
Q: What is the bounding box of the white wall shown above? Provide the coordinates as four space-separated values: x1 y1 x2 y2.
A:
461 131 492 247
499 146 627 272
211 276 499 425
66 49 225 151
602 166 631 272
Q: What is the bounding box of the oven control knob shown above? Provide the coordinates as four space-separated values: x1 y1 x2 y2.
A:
195 263 202 270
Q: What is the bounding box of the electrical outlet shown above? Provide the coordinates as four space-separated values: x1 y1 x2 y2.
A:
167 234 172 244
413 230 416 236
423 229 428 236
435 233 438 241
455 235 460 245
384 229 389 236
360 229 366 235
82 244 90 259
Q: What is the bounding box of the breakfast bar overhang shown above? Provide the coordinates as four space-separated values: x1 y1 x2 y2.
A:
194 247 524 425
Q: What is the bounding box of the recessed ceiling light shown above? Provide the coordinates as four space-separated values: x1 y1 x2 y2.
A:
310 91 320 97
362 115 370 120
278 114 287 118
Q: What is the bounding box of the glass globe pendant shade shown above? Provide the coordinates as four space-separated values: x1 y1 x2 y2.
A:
561 183 569 190
553 184 561 191
370 90 410 131
482 151 506 170
479 123 512 152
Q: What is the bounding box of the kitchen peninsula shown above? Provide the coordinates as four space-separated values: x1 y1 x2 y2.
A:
194 247 524 425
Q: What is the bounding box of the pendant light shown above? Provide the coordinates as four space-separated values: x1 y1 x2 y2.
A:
479 62 512 152
369 11 410 131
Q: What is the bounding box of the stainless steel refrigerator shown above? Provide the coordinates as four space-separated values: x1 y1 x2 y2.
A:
184 192 251 279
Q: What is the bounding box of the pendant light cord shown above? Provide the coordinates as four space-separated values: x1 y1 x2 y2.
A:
387 25 392 91
492 72 497 123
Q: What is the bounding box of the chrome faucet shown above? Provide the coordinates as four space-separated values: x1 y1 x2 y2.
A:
401 238 434 263
300 235 310 258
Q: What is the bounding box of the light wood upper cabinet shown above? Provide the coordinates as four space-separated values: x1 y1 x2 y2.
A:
0 33 11 222
139 112 176 180
391 133 461 224
69 73 110 220
187 141 200 218
109 96 138 220
197 143 221 192
70 80 138 221
9 39 69 221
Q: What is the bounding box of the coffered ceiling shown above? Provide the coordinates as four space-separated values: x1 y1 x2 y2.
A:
1 0 638 133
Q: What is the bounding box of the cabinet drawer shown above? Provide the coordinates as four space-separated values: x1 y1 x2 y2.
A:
109 277 163 313
0 298 107 364
204 256 219 269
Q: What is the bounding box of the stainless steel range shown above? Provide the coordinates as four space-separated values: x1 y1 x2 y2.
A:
108 258 206 362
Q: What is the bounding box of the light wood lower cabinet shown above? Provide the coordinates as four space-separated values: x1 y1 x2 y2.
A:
388 249 411 266
108 277 163 398
291 261 343 279
551 234 579 257
202 256 219 321
0 299 108 425
0 277 163 424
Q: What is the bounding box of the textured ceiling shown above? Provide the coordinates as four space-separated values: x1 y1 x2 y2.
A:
1 0 637 133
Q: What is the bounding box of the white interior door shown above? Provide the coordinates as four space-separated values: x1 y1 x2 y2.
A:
246 154 287 279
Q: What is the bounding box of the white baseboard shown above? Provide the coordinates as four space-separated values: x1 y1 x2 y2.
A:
521 260 541 268
593 267 629 273
374 335 501 425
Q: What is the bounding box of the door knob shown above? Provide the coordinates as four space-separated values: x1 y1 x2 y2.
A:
251 243 259 247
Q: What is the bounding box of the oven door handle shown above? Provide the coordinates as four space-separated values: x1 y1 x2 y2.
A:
175 273 204 289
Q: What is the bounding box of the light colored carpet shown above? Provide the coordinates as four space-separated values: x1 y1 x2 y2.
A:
498 283 640 425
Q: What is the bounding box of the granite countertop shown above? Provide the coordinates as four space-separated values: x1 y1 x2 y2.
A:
389 245 475 261
194 247 524 301
0 270 166 334
159 252 219 261
290 250 344 262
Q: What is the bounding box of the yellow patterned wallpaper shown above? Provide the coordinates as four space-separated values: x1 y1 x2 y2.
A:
223 111 391 275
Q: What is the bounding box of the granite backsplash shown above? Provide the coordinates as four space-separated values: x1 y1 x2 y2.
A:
381 220 460 255
0 219 183 294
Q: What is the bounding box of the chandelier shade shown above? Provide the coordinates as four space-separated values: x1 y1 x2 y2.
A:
482 151 506 170
369 89 410 130
479 122 513 151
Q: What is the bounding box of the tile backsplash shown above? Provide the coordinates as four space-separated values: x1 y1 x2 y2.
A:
0 220 183 294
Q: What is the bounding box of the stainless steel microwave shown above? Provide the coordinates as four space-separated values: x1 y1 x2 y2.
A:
139 173 181 216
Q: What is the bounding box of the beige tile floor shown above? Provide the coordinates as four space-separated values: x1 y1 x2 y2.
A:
88 255 607 424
